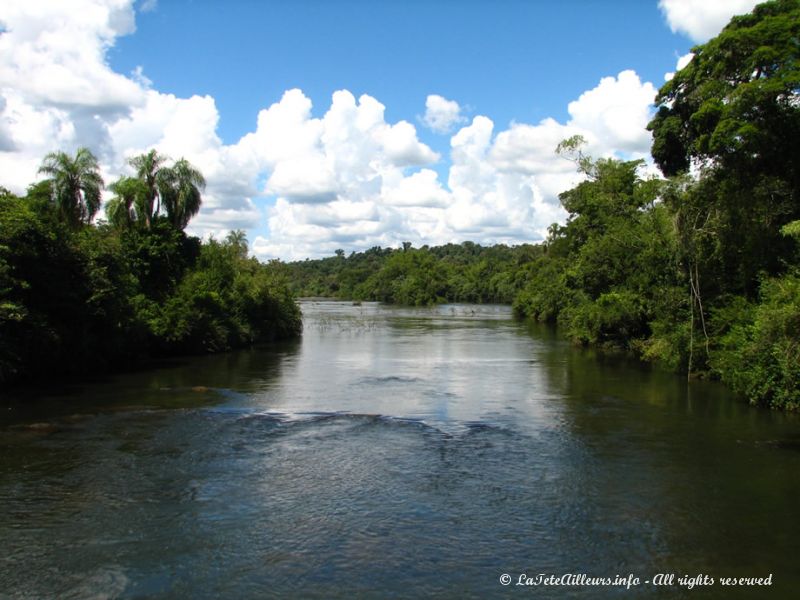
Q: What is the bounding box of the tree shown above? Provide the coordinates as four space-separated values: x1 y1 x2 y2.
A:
648 0 800 181
37 147 104 227
106 176 148 229
514 141 683 356
556 134 595 176
128 149 169 229
2 149 301 386
127 150 205 229
226 230 248 260
648 0 800 296
160 158 206 230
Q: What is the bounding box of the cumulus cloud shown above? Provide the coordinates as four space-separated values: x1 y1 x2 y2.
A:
257 69 657 260
423 94 466 134
383 169 450 208
658 0 760 43
0 0 661 260
0 0 143 191
664 52 695 82
0 98 15 152
0 0 142 110
0 0 261 235
567 70 657 154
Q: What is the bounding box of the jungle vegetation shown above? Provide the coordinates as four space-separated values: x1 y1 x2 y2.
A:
0 150 301 386
280 242 542 306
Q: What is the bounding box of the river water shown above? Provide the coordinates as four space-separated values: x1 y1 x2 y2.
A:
1 301 799 599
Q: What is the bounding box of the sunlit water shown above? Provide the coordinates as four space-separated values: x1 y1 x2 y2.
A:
2 301 799 599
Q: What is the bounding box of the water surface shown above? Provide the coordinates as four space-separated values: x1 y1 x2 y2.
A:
2 301 798 598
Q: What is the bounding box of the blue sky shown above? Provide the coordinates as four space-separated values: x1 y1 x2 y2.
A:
0 0 761 259
110 0 687 146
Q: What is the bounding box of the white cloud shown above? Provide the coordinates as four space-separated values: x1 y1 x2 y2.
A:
443 115 569 243
379 120 439 166
236 89 322 168
0 0 144 191
108 91 221 163
658 0 760 42
491 118 576 176
267 156 338 204
0 1 661 260
0 98 15 152
0 0 142 109
676 52 695 71
664 52 695 82
383 169 450 208
423 94 465 134
567 70 657 154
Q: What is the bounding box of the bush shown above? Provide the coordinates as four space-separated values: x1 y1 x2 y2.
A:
142 235 302 355
711 273 800 409
562 289 647 347
0 195 301 386
512 257 572 321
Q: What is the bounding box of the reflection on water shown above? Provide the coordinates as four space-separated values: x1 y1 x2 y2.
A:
1 301 799 599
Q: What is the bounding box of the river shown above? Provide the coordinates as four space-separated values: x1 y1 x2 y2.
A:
1 301 799 599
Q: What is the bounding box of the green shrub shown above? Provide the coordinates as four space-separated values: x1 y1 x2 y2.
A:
711 273 800 409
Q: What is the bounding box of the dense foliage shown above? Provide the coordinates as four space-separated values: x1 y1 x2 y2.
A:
515 0 800 408
510 141 799 410
647 0 799 407
282 242 541 306
649 0 799 184
0 153 301 386
512 155 683 355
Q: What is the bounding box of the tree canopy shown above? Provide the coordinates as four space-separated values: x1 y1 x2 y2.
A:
648 0 800 181
119 150 205 230
648 0 800 299
1 153 300 386
37 148 104 228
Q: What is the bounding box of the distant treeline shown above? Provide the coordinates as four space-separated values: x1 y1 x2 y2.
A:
281 242 542 305
0 150 301 387
284 1 800 410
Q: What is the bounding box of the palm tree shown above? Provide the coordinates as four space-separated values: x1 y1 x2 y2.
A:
127 150 205 230
106 176 148 229
128 149 169 228
225 229 248 259
37 147 104 227
160 158 206 230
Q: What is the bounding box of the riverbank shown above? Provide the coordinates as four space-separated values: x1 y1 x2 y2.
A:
0 191 302 388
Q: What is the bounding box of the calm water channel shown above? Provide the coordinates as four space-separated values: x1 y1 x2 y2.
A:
2 301 799 599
